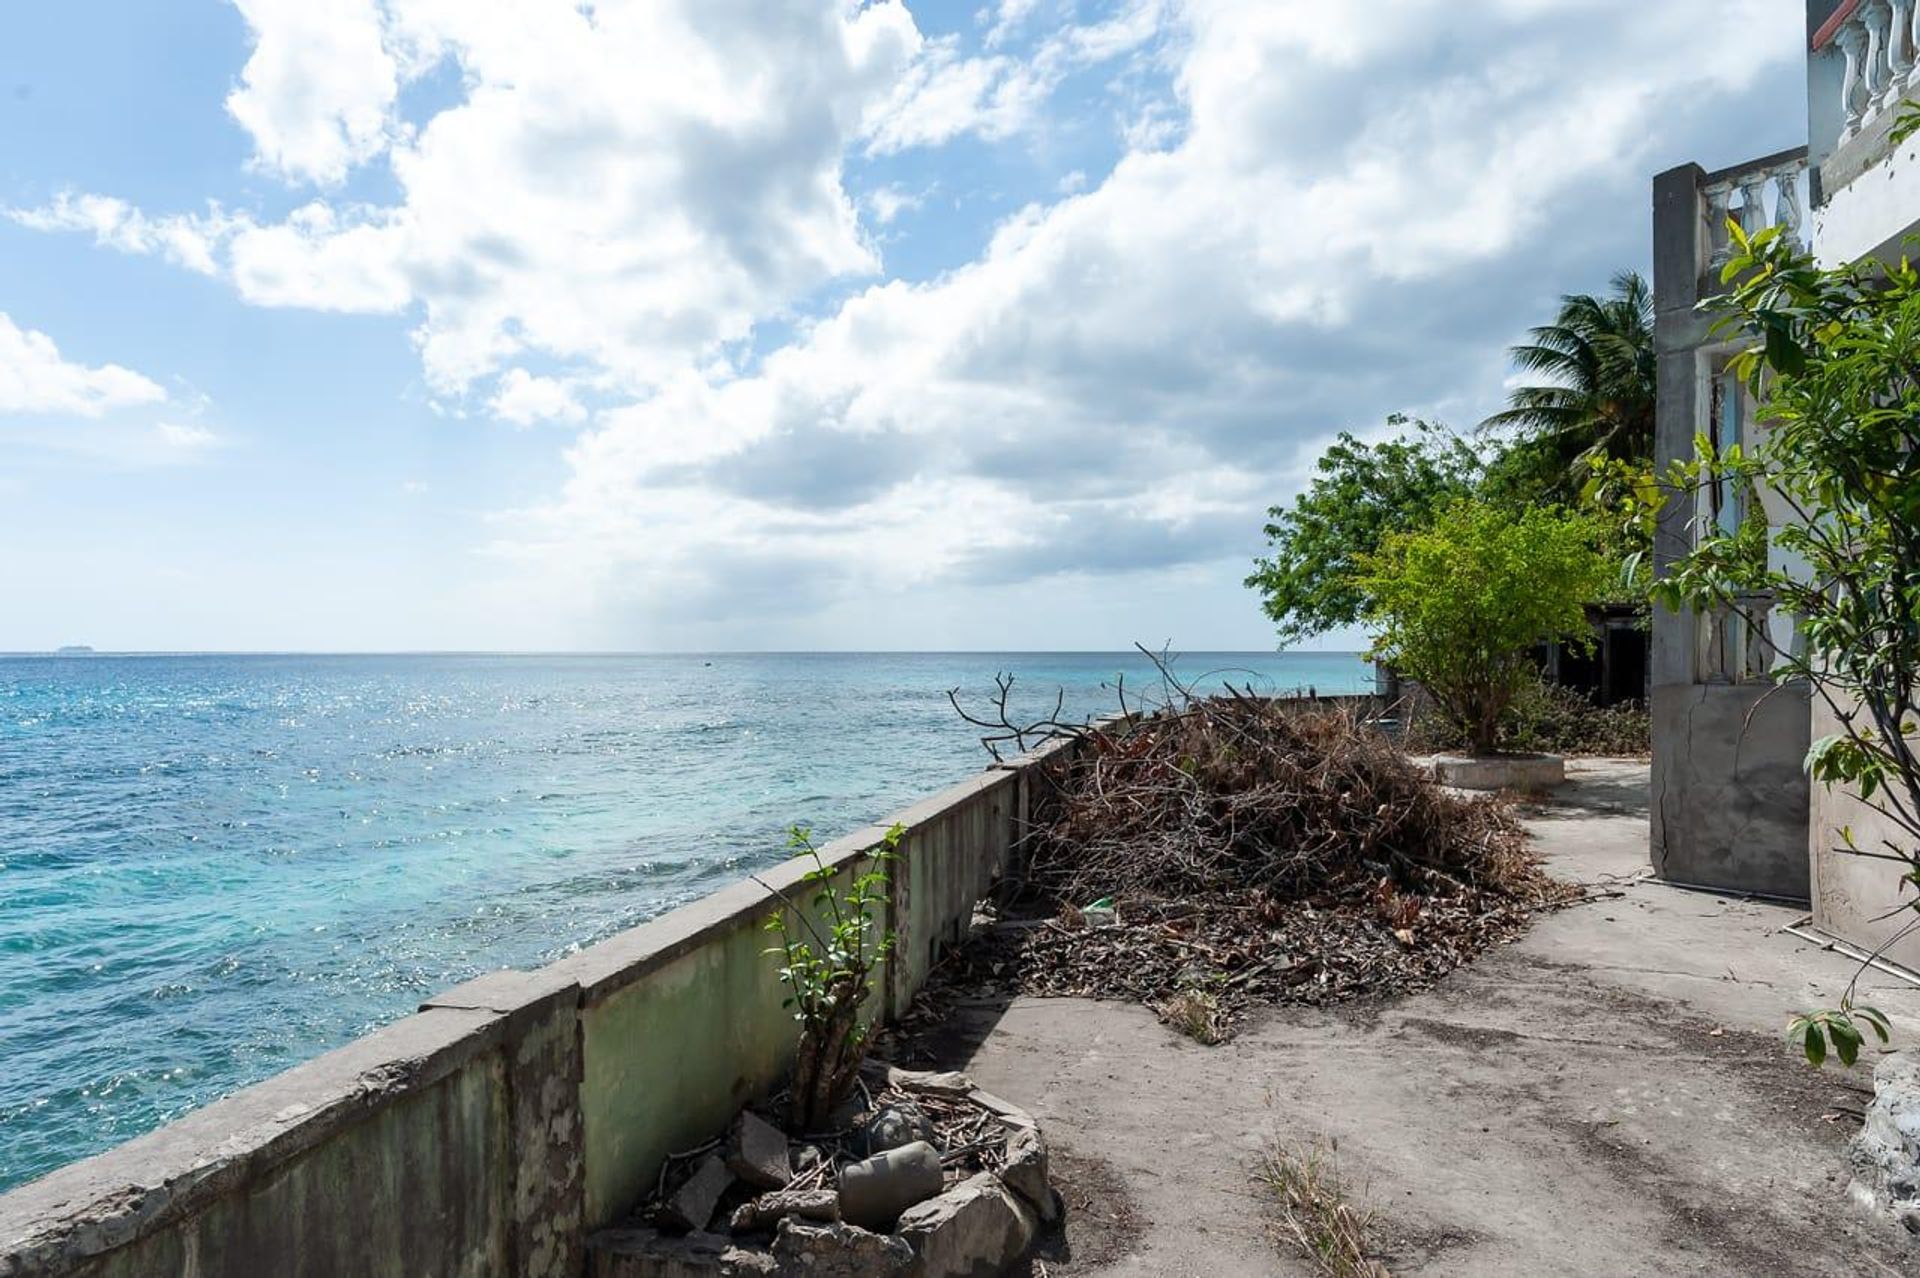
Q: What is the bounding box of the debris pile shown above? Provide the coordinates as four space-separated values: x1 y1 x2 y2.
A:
921 691 1574 1039
634 1064 1047 1236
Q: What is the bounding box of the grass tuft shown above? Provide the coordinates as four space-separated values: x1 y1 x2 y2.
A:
1254 1138 1390 1278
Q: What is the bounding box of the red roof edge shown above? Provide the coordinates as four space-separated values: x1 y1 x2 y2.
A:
1813 0 1861 51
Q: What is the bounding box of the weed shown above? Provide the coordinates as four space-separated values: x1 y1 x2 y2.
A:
1254 1138 1390 1278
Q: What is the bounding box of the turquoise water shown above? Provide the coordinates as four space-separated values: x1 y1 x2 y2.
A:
0 650 1368 1191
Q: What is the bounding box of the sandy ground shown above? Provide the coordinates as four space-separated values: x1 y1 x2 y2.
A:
925 760 1920 1276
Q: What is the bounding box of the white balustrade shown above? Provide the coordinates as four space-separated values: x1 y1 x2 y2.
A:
1696 592 1779 685
1828 0 1920 141
1699 154 1809 275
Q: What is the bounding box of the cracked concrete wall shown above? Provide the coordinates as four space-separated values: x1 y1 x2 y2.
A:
0 1007 520 1278
1649 683 1810 899
1810 698 1920 970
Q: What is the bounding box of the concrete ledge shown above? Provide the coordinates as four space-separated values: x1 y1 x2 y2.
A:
556 824 897 1008
1433 753 1565 793
0 1006 506 1275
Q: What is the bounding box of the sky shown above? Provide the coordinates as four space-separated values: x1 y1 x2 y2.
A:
0 0 1810 653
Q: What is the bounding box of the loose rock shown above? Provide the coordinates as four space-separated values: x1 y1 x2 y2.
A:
727 1110 792 1191
888 1068 973 1096
895 1172 1038 1278
728 1188 840 1234
1852 1051 1920 1232
862 1101 937 1156
662 1154 734 1233
769 1220 913 1278
1000 1124 1059 1224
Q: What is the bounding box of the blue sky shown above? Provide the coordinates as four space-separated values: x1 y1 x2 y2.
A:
0 1 1808 652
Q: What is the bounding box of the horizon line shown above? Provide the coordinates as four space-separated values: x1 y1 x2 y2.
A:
0 647 1370 659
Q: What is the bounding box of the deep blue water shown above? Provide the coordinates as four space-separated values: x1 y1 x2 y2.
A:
0 650 1369 1191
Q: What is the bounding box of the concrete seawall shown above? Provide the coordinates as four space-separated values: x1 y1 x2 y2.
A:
0 736 1078 1278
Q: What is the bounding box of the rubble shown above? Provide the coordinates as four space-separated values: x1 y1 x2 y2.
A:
595 1070 1056 1276
726 1111 791 1192
662 1155 734 1233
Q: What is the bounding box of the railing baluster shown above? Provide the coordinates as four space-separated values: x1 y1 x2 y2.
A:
1701 603 1732 684
1771 167 1804 248
1892 0 1916 92
1910 0 1920 94
1841 18 1871 139
1739 593 1776 682
1702 181 1734 271
1738 174 1771 239
1867 0 1896 115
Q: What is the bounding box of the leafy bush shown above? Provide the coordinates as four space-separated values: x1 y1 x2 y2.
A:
1358 500 1613 755
761 823 903 1131
1405 677 1648 758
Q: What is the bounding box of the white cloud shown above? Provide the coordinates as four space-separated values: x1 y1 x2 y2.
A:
154 422 220 451
0 312 168 417
861 3 1165 156
17 0 925 397
10 0 1809 645
863 183 928 226
9 194 229 276
488 368 586 426
225 0 400 185
861 39 1048 155
498 0 1804 639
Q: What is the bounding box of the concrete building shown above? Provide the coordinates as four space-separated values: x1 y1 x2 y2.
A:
1649 1 1920 957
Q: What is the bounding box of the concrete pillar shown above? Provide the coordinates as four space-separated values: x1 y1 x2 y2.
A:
1646 160 1811 899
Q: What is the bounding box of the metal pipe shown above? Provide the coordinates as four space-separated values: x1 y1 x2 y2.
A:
1781 916 1920 989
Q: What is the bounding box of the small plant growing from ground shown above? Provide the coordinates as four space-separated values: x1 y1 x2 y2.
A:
760 822 904 1131
1358 499 1612 756
1255 1137 1391 1278
1158 972 1228 1045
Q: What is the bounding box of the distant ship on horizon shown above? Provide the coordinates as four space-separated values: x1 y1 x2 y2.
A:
54 645 96 655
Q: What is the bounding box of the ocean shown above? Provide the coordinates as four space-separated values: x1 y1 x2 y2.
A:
0 650 1369 1191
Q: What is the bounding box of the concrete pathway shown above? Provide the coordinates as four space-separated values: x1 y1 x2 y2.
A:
945 760 1920 1276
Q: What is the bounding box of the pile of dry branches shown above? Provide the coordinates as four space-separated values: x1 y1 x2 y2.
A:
1023 692 1540 906
930 670 1572 1037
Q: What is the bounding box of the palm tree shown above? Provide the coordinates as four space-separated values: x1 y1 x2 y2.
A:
1481 270 1656 480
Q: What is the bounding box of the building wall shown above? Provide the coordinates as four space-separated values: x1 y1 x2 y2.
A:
1650 682 1811 900
1809 704 1920 970
1812 129 1920 268
1799 0 1920 959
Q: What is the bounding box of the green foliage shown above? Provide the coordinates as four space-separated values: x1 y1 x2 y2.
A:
1481 270 1657 499
762 822 903 1130
1788 1001 1891 1069
1247 417 1484 643
1580 455 1662 599
1653 218 1920 1065
1407 676 1649 758
1359 501 1612 755
1893 98 1920 147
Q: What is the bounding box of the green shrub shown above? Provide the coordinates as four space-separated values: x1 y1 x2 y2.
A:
1358 500 1613 755
1406 676 1648 758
